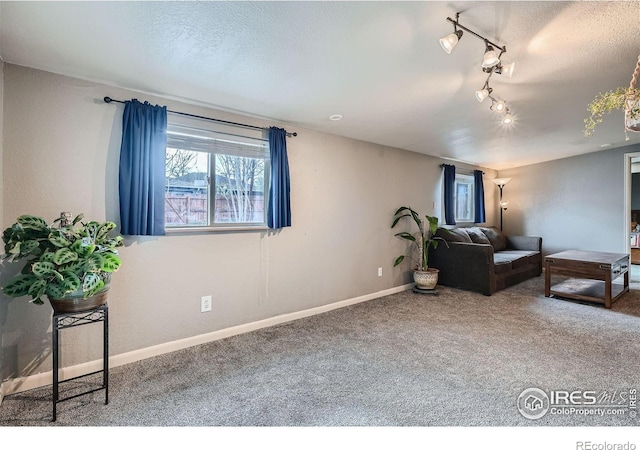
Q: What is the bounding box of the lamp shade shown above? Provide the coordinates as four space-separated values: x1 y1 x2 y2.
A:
475 89 490 102
439 30 463 54
490 100 506 113
482 45 500 69
500 62 515 78
492 178 511 187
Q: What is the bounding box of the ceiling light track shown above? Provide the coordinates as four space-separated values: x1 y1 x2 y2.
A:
444 15 506 55
440 13 515 126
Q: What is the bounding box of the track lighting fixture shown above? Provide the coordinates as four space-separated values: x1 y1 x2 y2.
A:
440 13 515 125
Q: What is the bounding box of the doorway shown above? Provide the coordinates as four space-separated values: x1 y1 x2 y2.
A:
625 152 640 283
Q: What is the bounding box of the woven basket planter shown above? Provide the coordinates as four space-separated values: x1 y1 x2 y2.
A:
413 268 439 290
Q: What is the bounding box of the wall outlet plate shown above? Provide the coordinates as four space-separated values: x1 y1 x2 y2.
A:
201 295 212 312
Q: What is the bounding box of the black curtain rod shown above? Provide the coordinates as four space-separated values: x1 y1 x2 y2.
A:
103 97 297 138
440 164 485 175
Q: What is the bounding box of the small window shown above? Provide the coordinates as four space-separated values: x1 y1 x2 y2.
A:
454 174 475 223
165 124 270 229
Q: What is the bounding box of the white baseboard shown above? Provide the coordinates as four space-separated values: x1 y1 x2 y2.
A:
2 283 413 397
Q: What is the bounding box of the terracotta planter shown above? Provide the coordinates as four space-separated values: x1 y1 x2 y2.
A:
49 288 109 314
413 268 439 290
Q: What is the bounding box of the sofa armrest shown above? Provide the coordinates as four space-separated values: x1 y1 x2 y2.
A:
430 242 495 295
507 236 542 252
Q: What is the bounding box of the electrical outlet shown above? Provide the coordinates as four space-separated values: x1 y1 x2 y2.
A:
201 295 212 313
378 267 383 277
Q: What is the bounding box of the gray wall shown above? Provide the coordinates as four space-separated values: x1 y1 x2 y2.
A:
0 64 497 381
498 143 640 256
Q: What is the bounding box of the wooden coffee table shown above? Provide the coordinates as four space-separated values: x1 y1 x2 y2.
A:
544 250 629 308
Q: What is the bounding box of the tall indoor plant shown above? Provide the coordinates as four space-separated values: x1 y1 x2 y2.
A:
391 206 446 290
2 212 123 313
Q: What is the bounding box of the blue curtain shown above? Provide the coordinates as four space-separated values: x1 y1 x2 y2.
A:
267 127 291 229
443 164 456 225
118 99 167 236
473 169 486 224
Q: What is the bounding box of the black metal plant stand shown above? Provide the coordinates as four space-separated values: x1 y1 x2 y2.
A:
52 303 109 422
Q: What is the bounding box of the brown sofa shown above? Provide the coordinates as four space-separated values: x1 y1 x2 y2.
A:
429 226 542 296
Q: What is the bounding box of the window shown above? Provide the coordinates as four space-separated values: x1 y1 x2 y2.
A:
164 123 270 229
454 174 475 223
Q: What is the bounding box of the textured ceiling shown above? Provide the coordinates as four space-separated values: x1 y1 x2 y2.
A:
1 1 639 170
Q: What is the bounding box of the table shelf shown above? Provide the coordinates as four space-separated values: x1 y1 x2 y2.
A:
548 278 628 306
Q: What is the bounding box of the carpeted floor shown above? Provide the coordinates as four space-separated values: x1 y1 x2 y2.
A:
1 275 640 427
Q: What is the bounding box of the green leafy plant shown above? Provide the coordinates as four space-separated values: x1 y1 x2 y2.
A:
584 87 640 136
391 206 447 271
2 213 124 305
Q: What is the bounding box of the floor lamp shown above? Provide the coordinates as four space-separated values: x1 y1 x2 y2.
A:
492 178 511 231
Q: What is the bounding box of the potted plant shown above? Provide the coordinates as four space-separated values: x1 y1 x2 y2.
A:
391 206 447 290
2 212 124 313
584 86 640 137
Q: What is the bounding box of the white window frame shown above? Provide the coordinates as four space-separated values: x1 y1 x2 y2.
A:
164 122 270 232
454 173 475 224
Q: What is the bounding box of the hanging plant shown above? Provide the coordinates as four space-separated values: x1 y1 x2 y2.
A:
584 87 640 136
584 55 640 137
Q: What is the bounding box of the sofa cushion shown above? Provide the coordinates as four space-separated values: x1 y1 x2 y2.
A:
480 227 508 252
495 250 539 270
466 227 492 245
493 260 512 274
435 227 472 243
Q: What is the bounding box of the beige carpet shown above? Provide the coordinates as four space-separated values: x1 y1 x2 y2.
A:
1 274 639 427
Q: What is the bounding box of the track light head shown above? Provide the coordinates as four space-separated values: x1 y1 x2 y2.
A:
475 86 492 103
495 61 515 78
482 43 500 69
502 110 513 125
490 99 507 113
439 29 463 54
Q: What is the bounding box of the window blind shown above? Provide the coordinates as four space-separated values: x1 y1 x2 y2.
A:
166 124 268 159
